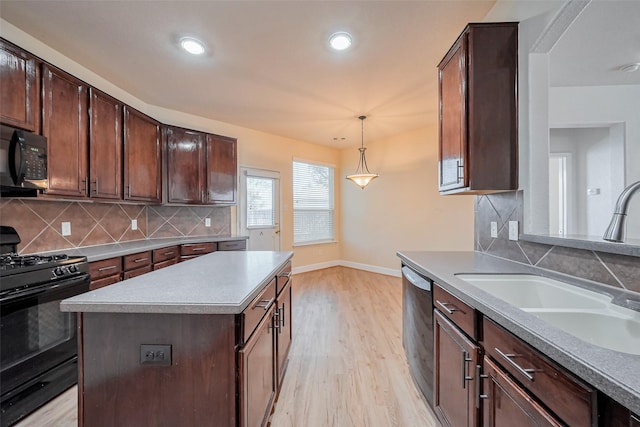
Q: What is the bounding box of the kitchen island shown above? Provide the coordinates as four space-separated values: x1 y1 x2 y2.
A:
61 250 293 427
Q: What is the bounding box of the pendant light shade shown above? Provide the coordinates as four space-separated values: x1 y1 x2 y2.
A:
346 116 379 189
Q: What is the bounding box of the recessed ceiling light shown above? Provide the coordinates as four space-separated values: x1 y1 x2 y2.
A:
329 32 352 51
620 63 640 73
180 37 206 55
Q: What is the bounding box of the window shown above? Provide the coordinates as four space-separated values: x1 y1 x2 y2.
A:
293 160 334 244
246 176 275 228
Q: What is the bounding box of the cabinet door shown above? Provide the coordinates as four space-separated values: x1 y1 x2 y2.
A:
42 64 89 197
276 281 292 389
238 305 276 427
483 356 562 427
205 134 237 204
434 310 479 427
89 88 122 199
0 40 40 132
123 106 161 202
165 126 205 204
438 35 467 192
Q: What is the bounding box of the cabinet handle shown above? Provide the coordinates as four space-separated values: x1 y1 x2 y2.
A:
476 365 488 408
133 257 149 263
280 271 292 279
127 185 131 198
98 265 117 272
91 178 99 195
461 350 474 388
272 310 281 331
279 305 285 329
494 347 537 381
82 176 89 195
164 251 175 256
436 300 459 315
191 247 207 252
254 297 275 310
456 160 464 182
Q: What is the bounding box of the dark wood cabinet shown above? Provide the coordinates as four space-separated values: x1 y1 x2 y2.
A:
438 23 518 194
124 106 161 202
434 310 480 427
482 356 562 426
180 242 217 261
165 126 206 204
89 257 122 290
165 126 238 205
89 88 122 199
152 245 180 270
0 39 40 132
238 304 276 427
122 251 152 279
275 264 292 389
42 64 89 197
205 134 237 204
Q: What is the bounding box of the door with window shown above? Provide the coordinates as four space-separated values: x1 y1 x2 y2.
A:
240 168 280 251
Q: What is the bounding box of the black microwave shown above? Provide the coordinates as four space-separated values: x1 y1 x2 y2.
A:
0 125 48 196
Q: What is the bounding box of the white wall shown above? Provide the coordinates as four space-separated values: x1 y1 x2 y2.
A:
340 125 475 273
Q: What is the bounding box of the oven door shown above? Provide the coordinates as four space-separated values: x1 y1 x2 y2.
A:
0 273 89 395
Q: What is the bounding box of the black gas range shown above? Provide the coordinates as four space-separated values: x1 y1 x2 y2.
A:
0 226 90 427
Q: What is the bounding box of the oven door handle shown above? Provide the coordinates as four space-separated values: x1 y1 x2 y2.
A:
0 273 90 303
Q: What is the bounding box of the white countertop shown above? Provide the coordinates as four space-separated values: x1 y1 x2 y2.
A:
61 251 293 315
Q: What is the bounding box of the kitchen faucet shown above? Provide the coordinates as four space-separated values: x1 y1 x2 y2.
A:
603 181 640 243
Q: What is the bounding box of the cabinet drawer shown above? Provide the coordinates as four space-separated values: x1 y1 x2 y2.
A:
90 257 123 281
433 284 476 339
180 242 216 256
276 261 292 295
123 264 152 280
218 240 246 251
153 245 179 263
90 274 121 290
483 318 596 427
241 278 277 344
153 258 179 271
123 251 152 271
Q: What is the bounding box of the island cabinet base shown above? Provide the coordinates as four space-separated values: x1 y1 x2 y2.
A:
79 312 237 427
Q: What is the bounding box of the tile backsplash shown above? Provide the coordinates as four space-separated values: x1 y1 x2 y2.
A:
475 190 640 294
0 198 231 254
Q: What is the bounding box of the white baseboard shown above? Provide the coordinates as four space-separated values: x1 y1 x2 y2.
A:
292 260 401 277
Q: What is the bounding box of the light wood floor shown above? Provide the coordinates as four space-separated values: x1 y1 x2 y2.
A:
15 267 436 427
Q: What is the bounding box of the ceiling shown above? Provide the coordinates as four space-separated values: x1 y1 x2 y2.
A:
549 0 640 87
1 0 501 147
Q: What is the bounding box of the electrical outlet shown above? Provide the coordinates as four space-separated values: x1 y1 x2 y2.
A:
490 222 498 238
61 222 71 236
509 221 519 241
131 219 138 230
205 218 211 227
140 344 171 365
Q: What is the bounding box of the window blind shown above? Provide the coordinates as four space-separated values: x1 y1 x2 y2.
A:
246 176 275 228
293 161 334 244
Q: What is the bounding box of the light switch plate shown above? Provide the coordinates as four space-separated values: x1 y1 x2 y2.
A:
131 219 138 230
490 222 498 238
61 222 71 236
205 218 211 227
508 221 519 241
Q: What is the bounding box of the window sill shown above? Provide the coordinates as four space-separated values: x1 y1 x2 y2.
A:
292 240 338 247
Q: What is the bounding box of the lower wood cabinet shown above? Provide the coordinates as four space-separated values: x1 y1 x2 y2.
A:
434 309 480 427
275 264 292 388
89 257 122 290
482 356 561 426
180 242 217 261
152 245 180 270
123 251 152 279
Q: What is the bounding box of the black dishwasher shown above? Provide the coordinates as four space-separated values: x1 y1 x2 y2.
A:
401 265 434 407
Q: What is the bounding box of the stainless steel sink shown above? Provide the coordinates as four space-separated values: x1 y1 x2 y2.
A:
455 274 640 355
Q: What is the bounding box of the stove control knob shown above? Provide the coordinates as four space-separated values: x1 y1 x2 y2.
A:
69 265 78 273
54 267 65 277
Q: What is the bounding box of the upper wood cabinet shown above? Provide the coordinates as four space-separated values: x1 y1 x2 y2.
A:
89 88 122 199
205 134 237 204
123 106 161 202
42 64 89 197
438 23 518 195
165 126 206 204
165 126 238 205
0 39 40 132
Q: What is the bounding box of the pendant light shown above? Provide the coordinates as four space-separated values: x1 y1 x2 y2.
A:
346 116 379 189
